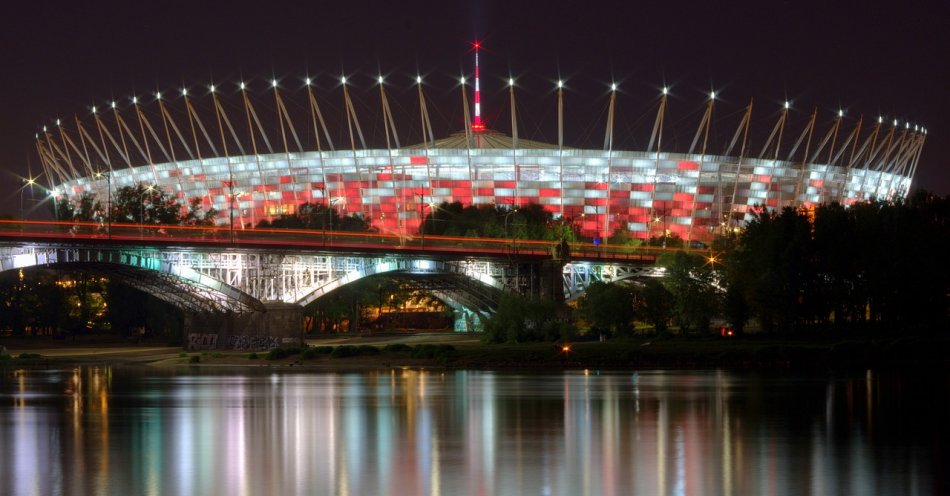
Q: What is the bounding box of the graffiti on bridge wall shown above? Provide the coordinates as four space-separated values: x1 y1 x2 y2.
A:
187 333 218 350
229 335 281 351
188 333 284 351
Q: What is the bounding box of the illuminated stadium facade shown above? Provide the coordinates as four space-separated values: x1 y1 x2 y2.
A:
35 47 926 243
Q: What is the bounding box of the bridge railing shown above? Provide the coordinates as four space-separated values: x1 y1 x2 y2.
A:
0 220 702 262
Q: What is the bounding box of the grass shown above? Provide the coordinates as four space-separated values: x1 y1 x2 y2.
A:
5 333 944 370
436 334 950 370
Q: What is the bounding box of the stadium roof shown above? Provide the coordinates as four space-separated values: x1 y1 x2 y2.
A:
403 130 561 150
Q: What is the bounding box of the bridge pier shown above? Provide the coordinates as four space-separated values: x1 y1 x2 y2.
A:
539 260 566 304
184 302 303 352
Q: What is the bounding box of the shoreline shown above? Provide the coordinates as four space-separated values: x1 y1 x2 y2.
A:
3 334 948 372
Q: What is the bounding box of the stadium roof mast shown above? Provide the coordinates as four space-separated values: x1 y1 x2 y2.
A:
510 76 519 206
647 87 669 232
471 41 486 134
557 79 564 219
603 83 617 244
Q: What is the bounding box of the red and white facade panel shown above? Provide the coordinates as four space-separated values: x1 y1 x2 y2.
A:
55 147 913 242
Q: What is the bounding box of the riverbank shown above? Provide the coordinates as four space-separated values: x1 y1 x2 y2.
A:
2 333 948 371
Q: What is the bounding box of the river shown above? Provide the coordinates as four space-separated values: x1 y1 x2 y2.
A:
0 367 945 495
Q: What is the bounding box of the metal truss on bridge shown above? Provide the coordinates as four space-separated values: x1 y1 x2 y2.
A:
562 262 666 301
0 242 659 320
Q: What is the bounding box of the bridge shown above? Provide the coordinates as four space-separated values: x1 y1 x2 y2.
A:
0 220 669 349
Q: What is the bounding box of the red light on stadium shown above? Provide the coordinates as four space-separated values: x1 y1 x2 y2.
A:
36 40 919 247
471 39 486 133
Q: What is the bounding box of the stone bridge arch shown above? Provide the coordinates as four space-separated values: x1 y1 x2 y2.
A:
296 258 505 305
293 258 510 332
0 245 265 313
1 241 666 338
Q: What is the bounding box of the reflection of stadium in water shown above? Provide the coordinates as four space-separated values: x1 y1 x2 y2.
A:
35 48 924 242
0 368 936 495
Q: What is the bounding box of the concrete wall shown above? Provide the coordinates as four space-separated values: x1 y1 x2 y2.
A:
184 302 303 351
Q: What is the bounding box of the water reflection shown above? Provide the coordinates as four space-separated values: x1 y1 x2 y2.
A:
0 367 943 495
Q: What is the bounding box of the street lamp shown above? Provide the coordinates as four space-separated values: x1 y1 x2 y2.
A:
416 193 428 249
227 166 236 244
94 170 111 238
652 206 669 248
328 197 343 246
504 208 519 253
314 184 327 245
141 185 155 238
20 177 36 221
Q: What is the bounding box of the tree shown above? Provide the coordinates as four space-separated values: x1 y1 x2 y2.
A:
736 206 813 332
52 197 72 221
713 233 750 334
419 201 580 241
51 192 102 222
483 293 569 343
663 251 719 334
111 183 182 224
607 227 643 249
262 202 373 232
576 281 635 338
647 233 684 248
635 279 673 334
183 197 218 226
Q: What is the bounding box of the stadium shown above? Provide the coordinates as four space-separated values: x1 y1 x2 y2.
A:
34 48 925 243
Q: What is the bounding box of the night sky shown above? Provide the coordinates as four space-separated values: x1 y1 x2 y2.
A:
2 0 947 216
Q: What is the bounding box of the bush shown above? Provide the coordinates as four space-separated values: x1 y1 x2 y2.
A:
300 348 318 359
410 344 455 359
266 347 304 360
331 345 360 358
18 353 42 360
248 352 259 360
357 345 380 355
312 346 334 354
266 348 290 360
179 352 188 358
382 343 413 353
189 355 201 363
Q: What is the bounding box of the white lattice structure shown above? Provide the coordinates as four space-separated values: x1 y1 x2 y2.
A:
0 241 657 321
34 72 923 245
